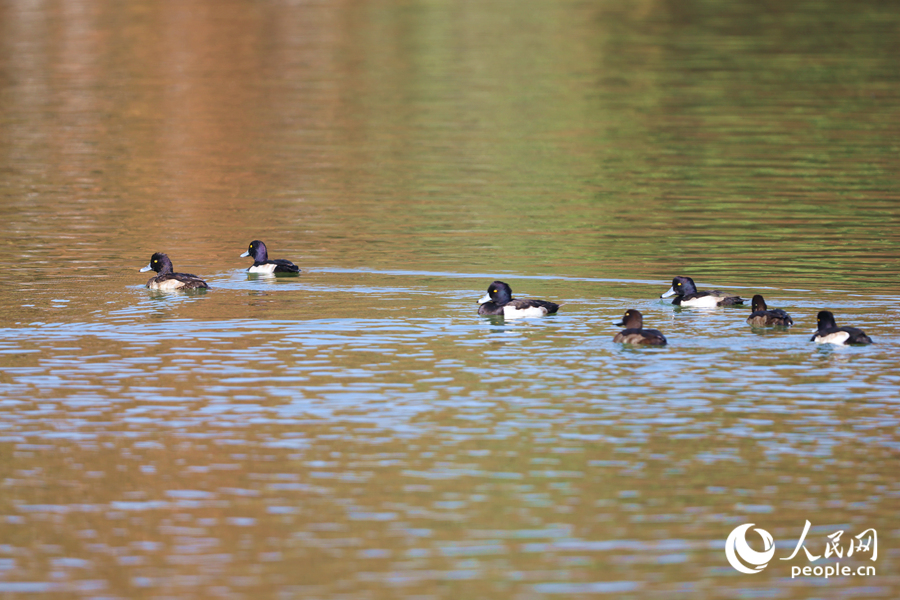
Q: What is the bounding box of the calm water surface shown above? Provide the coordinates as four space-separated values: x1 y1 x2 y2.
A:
1 0 899 598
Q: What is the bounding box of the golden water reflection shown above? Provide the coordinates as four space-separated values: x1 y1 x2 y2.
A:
0 0 898 597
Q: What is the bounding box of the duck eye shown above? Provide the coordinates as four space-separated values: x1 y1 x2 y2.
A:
677 282 681 286
492 289 496 293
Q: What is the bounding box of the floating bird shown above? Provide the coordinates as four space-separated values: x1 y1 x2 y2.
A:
240 240 300 274
140 253 209 290
747 294 793 327
660 276 743 307
811 311 873 345
613 309 667 345
477 281 559 319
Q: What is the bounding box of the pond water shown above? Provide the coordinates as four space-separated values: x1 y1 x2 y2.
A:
0 0 898 598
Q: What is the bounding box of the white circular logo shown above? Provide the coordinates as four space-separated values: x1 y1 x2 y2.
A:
725 523 775 574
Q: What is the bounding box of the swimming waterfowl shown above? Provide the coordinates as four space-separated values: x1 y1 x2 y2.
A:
140 253 209 290
240 240 300 274
747 294 793 327
811 310 873 345
613 309 667 345
477 281 559 319
660 276 744 307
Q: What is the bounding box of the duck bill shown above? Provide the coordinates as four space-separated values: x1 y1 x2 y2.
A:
615 320 625 327
139 264 153 272
240 251 250 258
477 293 491 305
660 286 676 298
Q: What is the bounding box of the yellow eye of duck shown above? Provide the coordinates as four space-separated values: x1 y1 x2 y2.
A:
492 289 496 293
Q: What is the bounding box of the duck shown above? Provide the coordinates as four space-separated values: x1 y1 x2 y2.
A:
747 294 793 327
477 281 559 319
613 309 667 345
240 240 300 274
140 253 209 290
811 311 873 345
660 276 744 307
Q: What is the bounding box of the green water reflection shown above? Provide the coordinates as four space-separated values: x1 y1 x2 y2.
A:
0 0 898 598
